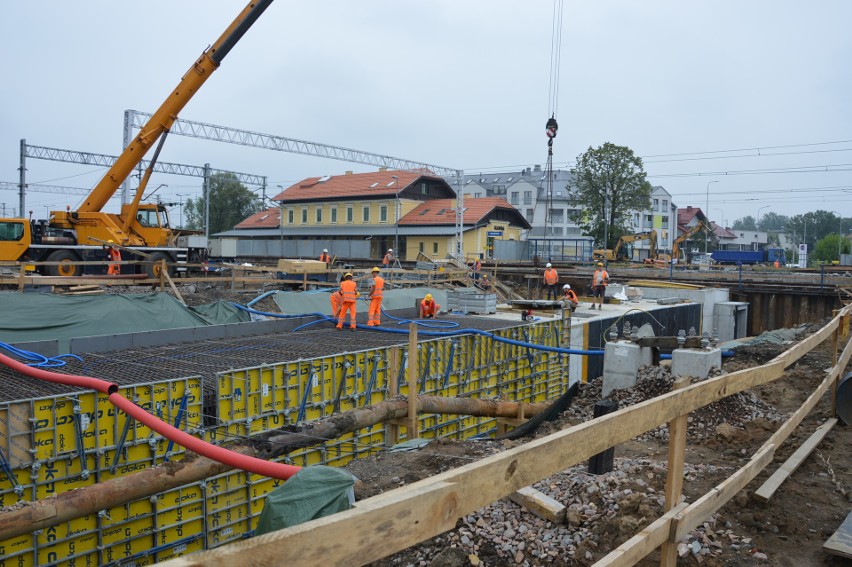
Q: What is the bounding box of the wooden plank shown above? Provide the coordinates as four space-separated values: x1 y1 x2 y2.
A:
753 419 838 502
507 486 565 523
660 377 690 567
671 445 775 542
593 503 688 567
823 510 852 560
163 267 186 305
386 347 400 447
407 323 419 439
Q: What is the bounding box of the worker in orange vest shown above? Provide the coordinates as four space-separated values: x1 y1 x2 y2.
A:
773 260 780 269
367 267 385 326
337 273 358 330
561 284 579 312
591 262 609 310
319 248 331 265
420 294 440 319
383 248 394 267
106 240 121 275
543 262 559 300
329 289 343 318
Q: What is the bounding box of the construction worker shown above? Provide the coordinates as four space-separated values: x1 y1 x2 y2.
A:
420 293 440 319
382 248 394 267
591 262 609 310
773 259 780 269
337 273 358 330
329 288 343 319
543 262 559 301
319 248 331 265
561 284 579 312
367 267 384 326
105 240 121 275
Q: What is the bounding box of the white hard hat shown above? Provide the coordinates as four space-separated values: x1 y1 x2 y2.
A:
563 284 570 290
388 249 393 252
323 248 328 253
546 263 552 268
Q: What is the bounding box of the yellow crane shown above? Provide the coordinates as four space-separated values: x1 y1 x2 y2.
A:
0 0 273 277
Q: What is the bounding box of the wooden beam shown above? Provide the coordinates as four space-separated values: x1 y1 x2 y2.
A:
660 377 690 567
386 347 400 447
753 418 838 502
407 323 419 439
507 486 565 523
163 265 186 305
823 510 852 560
593 503 688 567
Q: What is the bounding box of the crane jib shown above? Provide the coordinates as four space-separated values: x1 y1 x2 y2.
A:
211 0 274 65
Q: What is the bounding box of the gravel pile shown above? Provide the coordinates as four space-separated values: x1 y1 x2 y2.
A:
384 457 773 566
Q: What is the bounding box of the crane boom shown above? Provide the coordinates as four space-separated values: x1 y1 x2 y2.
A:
77 0 273 213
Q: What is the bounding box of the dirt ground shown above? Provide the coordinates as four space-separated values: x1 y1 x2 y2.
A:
147 285 852 565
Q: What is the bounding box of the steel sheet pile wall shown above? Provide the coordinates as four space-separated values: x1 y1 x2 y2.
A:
0 321 565 566
0 377 203 566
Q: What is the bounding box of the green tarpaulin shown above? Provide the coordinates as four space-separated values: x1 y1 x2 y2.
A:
0 293 250 343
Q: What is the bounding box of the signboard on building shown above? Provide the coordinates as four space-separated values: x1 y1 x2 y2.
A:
487 231 503 237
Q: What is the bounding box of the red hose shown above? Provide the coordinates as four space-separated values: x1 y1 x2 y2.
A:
0 352 301 480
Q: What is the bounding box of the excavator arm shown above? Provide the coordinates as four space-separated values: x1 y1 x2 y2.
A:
76 0 273 214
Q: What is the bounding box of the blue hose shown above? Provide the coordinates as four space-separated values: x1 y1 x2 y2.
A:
247 290 280 307
0 341 82 368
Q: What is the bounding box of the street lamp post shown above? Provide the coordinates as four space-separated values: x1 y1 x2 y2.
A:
391 175 399 259
277 185 285 257
705 181 719 253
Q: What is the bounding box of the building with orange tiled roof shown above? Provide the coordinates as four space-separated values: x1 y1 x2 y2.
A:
216 169 529 262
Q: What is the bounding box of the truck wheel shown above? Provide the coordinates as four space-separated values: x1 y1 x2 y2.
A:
145 252 175 279
45 250 82 277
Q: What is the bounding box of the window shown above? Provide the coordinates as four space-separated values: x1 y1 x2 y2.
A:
330 207 337 224
474 192 482 198
433 242 438 254
315 207 322 223
661 216 669 228
419 242 424 253
0 221 24 241
645 215 653 223
549 208 564 223
523 191 532 205
653 198 659 211
662 199 668 210
287 209 294 224
379 205 387 223
301 208 308 224
510 192 519 205
346 206 353 223
547 226 563 236
362 205 370 223
526 209 534 220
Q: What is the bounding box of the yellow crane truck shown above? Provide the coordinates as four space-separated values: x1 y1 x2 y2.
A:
0 0 273 277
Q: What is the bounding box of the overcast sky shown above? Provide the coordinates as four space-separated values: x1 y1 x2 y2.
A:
1 1 850 228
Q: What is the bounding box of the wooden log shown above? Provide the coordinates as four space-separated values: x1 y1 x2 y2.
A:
753 418 838 502
0 395 547 542
660 377 690 567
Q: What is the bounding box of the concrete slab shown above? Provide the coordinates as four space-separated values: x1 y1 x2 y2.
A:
671 347 722 379
603 341 643 397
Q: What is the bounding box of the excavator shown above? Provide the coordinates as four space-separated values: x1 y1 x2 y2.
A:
593 230 657 262
0 0 273 277
652 219 714 265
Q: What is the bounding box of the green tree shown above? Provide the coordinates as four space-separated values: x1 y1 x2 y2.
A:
786 210 843 252
185 173 264 234
567 143 653 249
812 234 851 262
757 211 788 231
732 216 756 230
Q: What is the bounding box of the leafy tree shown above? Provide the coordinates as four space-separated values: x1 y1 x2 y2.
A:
185 173 264 234
567 143 653 249
732 216 756 231
786 210 843 252
812 234 851 262
757 211 788 231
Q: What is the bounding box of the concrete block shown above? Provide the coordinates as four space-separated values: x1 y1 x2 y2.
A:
603 341 643 397
671 347 722 380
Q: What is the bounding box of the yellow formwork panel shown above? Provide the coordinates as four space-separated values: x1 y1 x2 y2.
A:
154 531 205 562
35 472 96 500
36 515 97 545
36 531 99 567
0 533 32 565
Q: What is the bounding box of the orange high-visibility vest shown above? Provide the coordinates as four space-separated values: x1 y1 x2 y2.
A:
319 253 331 263
340 279 357 303
370 276 384 298
544 268 558 285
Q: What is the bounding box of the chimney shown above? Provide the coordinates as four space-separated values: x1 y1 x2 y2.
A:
533 164 542 172
345 170 353 175
379 167 388 172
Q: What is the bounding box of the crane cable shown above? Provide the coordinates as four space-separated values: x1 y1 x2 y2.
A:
544 0 564 247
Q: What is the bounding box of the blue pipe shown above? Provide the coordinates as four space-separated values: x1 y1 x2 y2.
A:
247 290 280 307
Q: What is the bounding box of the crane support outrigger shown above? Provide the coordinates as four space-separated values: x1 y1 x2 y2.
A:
0 0 274 277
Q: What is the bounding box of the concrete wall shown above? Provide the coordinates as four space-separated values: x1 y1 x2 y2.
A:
632 286 729 335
